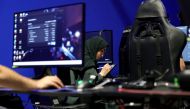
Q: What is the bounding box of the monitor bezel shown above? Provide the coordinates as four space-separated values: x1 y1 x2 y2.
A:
85 30 114 64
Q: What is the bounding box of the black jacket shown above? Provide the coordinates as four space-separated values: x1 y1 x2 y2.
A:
70 36 108 85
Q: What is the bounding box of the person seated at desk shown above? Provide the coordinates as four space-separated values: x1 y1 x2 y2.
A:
70 36 112 86
0 65 64 91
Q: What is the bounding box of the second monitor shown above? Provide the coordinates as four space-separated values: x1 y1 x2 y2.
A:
177 26 190 63
86 30 113 64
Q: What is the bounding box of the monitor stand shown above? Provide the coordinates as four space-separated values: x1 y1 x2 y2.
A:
33 66 52 79
57 67 71 85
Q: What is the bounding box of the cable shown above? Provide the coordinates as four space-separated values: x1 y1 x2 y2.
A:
155 68 169 81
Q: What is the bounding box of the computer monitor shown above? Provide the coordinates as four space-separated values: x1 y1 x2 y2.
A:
12 3 85 67
177 26 190 63
178 0 190 25
85 30 113 64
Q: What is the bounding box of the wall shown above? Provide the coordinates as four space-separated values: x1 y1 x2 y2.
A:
0 0 181 108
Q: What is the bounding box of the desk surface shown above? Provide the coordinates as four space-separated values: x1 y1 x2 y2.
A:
1 86 190 98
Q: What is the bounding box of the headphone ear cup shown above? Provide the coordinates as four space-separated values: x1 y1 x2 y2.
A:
178 70 190 91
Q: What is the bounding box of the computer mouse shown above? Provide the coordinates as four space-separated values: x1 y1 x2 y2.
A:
77 81 93 89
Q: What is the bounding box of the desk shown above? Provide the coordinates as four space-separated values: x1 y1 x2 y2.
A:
1 86 190 109
33 87 190 109
118 88 190 98
0 87 94 98
91 87 190 98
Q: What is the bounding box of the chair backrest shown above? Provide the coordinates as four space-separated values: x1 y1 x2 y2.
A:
125 0 186 81
119 27 131 77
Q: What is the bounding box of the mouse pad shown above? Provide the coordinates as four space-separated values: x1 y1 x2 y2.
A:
32 85 77 93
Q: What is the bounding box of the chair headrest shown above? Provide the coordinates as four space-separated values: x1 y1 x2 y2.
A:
136 0 167 18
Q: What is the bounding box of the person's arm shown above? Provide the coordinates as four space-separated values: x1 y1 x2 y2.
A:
82 64 112 84
99 63 112 77
0 65 64 91
180 58 186 71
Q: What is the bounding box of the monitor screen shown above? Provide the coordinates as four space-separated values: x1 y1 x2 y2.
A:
85 30 113 64
177 26 190 62
178 0 190 25
12 3 85 67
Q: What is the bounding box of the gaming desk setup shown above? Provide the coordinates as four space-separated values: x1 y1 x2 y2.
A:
3 0 190 108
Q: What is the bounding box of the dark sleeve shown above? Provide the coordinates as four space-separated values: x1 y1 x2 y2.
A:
83 68 103 84
96 73 104 83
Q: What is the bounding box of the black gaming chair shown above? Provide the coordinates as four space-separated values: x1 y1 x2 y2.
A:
125 0 186 81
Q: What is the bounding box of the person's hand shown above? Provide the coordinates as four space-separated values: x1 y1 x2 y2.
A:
36 76 64 89
180 58 186 71
99 63 112 77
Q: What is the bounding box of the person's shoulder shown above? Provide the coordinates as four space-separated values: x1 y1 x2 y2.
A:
84 66 96 72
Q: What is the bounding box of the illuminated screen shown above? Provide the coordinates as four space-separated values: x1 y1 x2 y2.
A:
177 26 190 62
12 3 85 67
86 30 113 64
